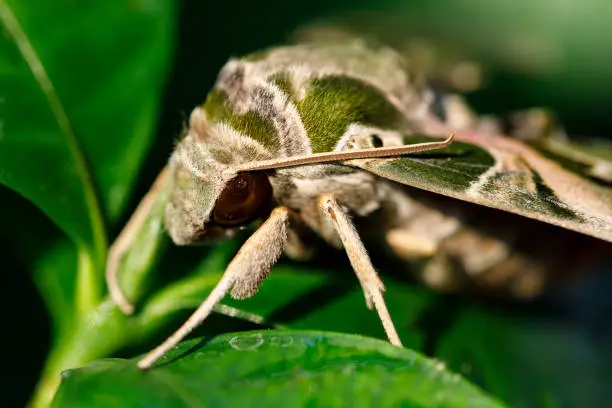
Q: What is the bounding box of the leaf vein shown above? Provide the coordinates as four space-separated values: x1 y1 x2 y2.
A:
0 3 107 265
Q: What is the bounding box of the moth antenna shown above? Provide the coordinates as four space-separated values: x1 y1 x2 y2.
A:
318 193 403 347
137 206 290 370
233 132 455 172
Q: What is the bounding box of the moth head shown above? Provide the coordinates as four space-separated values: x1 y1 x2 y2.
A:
164 109 274 245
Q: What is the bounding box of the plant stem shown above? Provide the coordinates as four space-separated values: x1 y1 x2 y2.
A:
76 248 100 319
28 300 127 408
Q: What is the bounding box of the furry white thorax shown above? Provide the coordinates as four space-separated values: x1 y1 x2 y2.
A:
217 40 430 120
173 104 388 246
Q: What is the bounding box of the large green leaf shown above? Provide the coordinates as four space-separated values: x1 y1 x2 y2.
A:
111 241 611 408
38 241 611 408
0 1 175 267
0 2 102 263
52 331 506 408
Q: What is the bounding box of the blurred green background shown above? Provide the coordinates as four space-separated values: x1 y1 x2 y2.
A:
2 1 612 407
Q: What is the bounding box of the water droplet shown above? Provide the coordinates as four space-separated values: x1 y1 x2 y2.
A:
270 335 293 348
229 333 264 351
60 369 73 379
434 360 446 371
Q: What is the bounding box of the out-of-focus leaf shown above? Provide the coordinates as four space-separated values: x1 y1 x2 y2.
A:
436 308 611 408
52 331 506 408
32 240 79 336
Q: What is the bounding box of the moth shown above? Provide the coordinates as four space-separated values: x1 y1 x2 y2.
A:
106 37 612 370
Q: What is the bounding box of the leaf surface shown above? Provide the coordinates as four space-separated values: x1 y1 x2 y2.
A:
52 331 506 408
0 1 175 263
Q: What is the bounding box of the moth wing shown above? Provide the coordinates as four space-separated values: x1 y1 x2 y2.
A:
348 132 612 243
538 136 612 184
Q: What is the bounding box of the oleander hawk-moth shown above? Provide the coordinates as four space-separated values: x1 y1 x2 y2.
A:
106 34 612 370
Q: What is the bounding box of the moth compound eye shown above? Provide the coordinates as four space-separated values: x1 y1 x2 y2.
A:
212 173 272 227
370 134 383 148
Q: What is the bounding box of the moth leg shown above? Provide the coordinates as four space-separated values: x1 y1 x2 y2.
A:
137 206 290 370
106 166 169 315
318 193 402 347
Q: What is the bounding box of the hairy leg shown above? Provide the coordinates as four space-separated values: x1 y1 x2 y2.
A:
318 193 402 347
137 206 290 370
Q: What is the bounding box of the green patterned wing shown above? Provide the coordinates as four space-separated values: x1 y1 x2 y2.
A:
348 131 612 243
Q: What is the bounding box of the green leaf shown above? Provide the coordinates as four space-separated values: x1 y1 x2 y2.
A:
437 308 612 408
52 331 506 408
33 240 80 336
120 240 612 408
0 2 104 262
0 1 175 265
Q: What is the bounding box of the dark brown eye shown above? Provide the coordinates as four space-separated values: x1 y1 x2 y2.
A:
212 172 272 227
